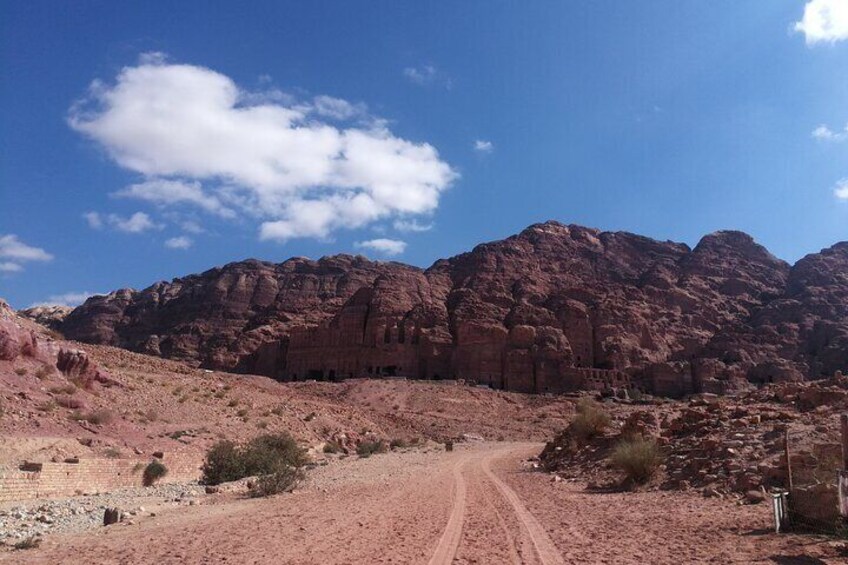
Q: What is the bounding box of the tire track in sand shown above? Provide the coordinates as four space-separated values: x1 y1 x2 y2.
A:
482 451 565 565
428 456 469 565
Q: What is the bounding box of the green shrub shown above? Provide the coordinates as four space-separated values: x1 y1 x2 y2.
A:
610 436 662 484
142 460 168 486
570 398 611 441
13 535 41 550
249 466 303 498
323 440 342 454
201 433 308 489
356 440 387 458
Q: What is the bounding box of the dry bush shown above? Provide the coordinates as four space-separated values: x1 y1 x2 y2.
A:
55 394 84 410
356 440 388 458
570 398 611 442
49 383 77 395
35 365 55 380
323 440 342 454
142 460 168 486
13 536 41 550
611 436 662 485
14 367 27 376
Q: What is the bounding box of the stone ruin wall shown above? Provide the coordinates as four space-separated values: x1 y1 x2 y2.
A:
0 453 202 503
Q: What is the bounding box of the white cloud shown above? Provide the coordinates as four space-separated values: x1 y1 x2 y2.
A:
69 56 456 243
180 220 205 234
403 65 437 85
473 139 494 153
355 238 407 256
813 124 848 141
108 212 161 233
0 234 53 264
164 236 193 249
83 211 104 229
31 291 99 308
795 0 848 45
393 218 433 232
835 178 848 200
114 179 235 218
0 262 23 273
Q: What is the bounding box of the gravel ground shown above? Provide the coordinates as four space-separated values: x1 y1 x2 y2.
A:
0 482 204 544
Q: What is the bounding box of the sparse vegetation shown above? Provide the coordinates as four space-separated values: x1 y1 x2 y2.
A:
55 394 84 410
13 535 42 550
323 440 342 454
49 383 77 395
70 408 115 425
610 436 662 485
227 399 239 407
14 367 27 376
36 400 56 412
201 432 308 495
389 438 413 450
236 408 249 418
304 411 317 422
356 440 388 457
35 365 55 380
104 447 122 458
142 460 168 486
271 405 285 416
256 420 268 429
570 398 611 442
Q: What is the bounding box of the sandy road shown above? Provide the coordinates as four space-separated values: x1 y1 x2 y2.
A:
7 442 842 564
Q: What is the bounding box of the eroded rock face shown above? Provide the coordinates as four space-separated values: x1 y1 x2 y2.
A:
54 222 847 394
18 305 73 330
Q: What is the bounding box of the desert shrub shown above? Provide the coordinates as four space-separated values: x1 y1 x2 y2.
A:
304 411 316 422
14 367 27 376
445 441 454 452
37 400 57 412
236 408 249 418
389 438 411 450
214 390 226 399
356 440 387 458
256 420 268 429
13 535 41 550
271 405 285 416
323 440 342 454
55 394 84 410
201 433 308 487
49 384 77 395
570 398 611 441
248 466 303 498
35 365 55 380
131 462 145 474
611 436 662 484
142 460 168 486
103 447 122 458
85 409 114 425
227 399 239 407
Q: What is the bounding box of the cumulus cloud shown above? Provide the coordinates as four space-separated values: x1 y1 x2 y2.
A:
114 179 235 218
403 64 437 85
108 212 161 233
393 218 433 232
83 211 104 229
473 139 494 153
0 235 53 273
31 291 99 308
164 236 193 249
835 178 848 200
355 238 407 256
795 0 848 45
69 56 457 243
813 124 848 141
0 262 23 273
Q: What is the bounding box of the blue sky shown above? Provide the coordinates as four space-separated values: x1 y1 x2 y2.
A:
1 1 847 308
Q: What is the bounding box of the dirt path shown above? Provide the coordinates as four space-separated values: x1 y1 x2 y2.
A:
6 442 843 564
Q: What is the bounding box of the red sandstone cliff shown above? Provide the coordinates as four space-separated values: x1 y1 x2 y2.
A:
38 222 847 395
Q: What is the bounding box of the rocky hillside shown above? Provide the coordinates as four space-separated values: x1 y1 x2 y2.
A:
31 221 848 395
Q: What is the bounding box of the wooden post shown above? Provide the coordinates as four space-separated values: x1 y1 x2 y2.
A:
784 428 793 493
841 414 848 471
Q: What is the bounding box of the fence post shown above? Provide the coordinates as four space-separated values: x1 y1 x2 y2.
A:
784 428 793 493
841 414 848 471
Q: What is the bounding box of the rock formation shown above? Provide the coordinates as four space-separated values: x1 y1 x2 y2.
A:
42 222 848 396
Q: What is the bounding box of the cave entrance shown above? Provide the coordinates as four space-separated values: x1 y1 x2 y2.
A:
383 365 397 376
307 369 325 381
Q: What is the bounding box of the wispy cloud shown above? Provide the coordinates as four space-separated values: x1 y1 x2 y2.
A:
83 211 104 229
795 0 848 45
164 236 193 249
834 178 848 201
69 54 457 244
402 64 451 88
0 234 53 273
473 139 494 153
30 291 100 308
812 124 848 142
108 212 161 233
355 238 407 256
393 219 433 232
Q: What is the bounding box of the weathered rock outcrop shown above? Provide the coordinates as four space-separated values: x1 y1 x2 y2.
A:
18 305 73 331
50 222 848 395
